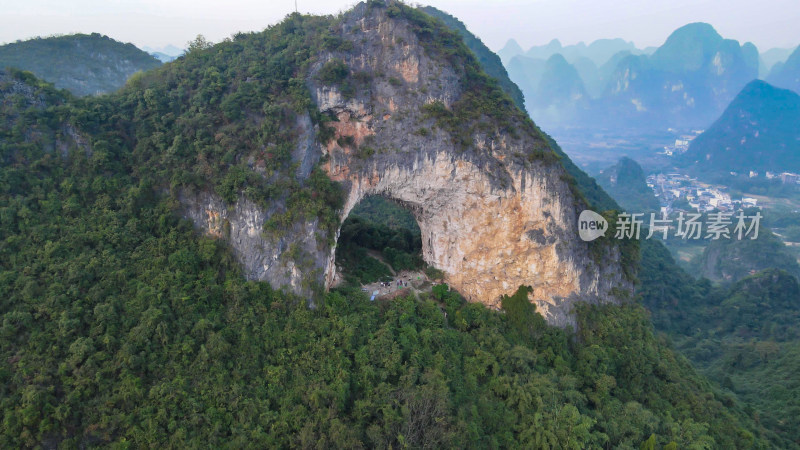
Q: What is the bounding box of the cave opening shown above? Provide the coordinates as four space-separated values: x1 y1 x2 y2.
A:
334 195 434 294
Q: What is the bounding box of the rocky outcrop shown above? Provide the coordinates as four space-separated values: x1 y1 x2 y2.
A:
183 1 631 327
181 190 329 296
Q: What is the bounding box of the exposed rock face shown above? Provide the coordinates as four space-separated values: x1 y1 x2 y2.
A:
181 191 325 293
183 2 631 327
0 70 46 111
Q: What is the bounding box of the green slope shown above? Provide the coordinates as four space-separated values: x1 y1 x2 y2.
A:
419 6 526 111
0 33 161 96
596 157 661 213
0 2 782 447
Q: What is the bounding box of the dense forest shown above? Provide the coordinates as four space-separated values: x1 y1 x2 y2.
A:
0 1 797 447
690 227 800 283
639 237 800 447
0 131 775 445
335 196 426 286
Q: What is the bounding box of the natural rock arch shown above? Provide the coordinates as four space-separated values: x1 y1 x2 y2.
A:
320 129 625 326
313 3 629 326
183 2 630 327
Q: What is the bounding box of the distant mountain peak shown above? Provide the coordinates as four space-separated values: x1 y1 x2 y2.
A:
767 45 800 93
665 22 722 43
498 38 525 64
651 22 728 73
588 22 759 129
740 78 782 94
546 53 569 65
500 38 523 54
681 80 800 173
545 38 562 49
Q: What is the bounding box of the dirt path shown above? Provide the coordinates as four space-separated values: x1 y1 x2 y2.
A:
360 270 432 301
365 249 396 276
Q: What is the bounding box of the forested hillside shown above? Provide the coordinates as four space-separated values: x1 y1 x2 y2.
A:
640 237 800 447
0 1 790 447
0 106 774 444
0 33 161 96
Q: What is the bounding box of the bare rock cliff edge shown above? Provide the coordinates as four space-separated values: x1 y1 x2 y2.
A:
182 1 632 327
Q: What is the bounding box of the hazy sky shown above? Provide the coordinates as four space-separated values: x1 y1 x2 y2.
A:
1 0 798 52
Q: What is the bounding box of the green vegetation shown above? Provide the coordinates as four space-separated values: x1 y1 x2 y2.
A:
104 14 344 240
0 69 75 158
595 157 661 213
336 197 423 285
639 236 800 447
0 64 776 446
398 7 800 447
782 225 800 242
690 227 800 283
0 146 772 446
2 3 795 448
348 196 420 235
418 6 526 111
317 58 349 84
586 209 642 283
0 33 161 96
646 268 800 446
2 96 769 445
726 174 800 199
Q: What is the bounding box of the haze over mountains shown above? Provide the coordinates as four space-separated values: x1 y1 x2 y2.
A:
598 23 758 129
504 37 651 118
501 23 798 133
595 157 661 213
498 37 651 67
767 45 800 93
761 45 797 76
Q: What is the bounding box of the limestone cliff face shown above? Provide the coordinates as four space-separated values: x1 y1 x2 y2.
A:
183 2 631 327
181 190 326 295
181 111 330 296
